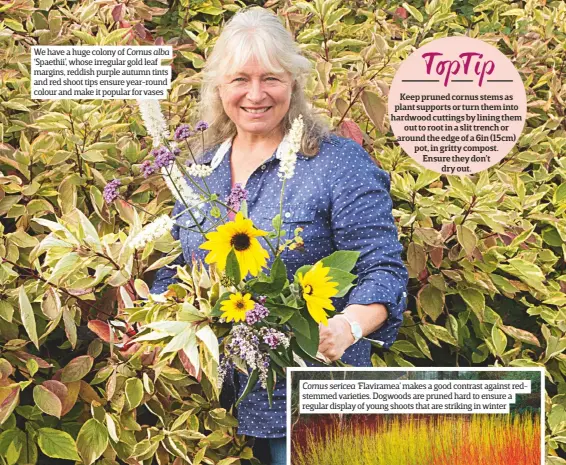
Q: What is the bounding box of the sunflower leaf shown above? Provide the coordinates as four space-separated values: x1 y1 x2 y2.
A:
294 315 319 357
289 312 310 336
225 248 241 284
321 251 359 273
291 337 320 364
327 268 356 296
266 303 297 323
249 256 287 296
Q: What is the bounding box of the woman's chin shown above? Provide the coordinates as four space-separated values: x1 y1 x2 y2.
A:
236 121 279 137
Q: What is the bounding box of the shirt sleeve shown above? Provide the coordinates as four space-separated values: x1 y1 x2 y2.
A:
149 200 186 295
329 138 408 348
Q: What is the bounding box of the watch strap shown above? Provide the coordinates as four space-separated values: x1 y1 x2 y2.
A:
339 313 362 343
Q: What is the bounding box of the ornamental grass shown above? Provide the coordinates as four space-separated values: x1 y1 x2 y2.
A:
293 413 540 465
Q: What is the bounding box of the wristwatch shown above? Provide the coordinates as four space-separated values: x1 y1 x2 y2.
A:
339 314 363 343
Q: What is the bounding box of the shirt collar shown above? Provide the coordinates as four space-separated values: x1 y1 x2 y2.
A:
198 137 308 166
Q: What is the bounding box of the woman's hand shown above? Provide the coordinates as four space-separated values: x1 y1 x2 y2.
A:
317 303 389 362
318 315 354 362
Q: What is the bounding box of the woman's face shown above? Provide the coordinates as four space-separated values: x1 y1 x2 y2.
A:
218 57 293 139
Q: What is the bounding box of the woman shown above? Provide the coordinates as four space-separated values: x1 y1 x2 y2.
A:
151 7 408 465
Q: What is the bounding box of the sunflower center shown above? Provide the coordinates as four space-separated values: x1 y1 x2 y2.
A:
304 284 314 295
235 300 246 310
231 233 251 251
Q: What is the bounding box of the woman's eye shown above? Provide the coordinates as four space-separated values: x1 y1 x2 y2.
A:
266 77 279 81
232 77 246 82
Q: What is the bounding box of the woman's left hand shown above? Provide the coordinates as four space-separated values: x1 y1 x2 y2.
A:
318 315 354 362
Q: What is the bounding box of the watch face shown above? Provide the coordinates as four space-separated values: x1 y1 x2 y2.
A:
352 323 363 340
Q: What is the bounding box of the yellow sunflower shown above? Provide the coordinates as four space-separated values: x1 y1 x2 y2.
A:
220 292 255 322
199 212 269 278
297 261 339 326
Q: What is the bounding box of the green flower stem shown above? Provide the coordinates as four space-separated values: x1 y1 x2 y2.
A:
172 158 211 199
119 197 158 219
184 138 213 196
275 178 287 255
173 160 237 226
263 236 278 256
164 164 206 236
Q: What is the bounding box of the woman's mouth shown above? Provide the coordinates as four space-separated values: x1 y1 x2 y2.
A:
242 107 272 114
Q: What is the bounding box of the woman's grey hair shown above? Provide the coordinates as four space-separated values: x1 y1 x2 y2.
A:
197 7 330 157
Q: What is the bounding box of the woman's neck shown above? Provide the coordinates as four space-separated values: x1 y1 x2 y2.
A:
232 128 284 162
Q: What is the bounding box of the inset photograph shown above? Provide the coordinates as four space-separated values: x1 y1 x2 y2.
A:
288 368 543 465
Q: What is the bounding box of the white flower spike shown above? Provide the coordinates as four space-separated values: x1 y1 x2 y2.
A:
277 115 304 180
137 100 170 148
130 214 175 249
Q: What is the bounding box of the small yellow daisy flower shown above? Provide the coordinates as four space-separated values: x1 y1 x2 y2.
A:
199 212 269 278
297 261 339 326
220 292 255 323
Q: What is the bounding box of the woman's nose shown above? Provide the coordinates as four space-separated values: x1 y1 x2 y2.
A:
246 79 266 102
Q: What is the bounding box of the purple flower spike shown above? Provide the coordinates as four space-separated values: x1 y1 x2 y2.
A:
263 332 280 349
103 179 121 203
245 302 270 325
195 120 209 132
227 183 249 212
141 160 155 178
174 124 192 141
152 146 175 169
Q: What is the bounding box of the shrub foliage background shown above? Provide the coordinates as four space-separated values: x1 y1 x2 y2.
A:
1 0 565 463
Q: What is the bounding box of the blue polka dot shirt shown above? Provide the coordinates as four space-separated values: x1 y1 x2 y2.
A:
150 134 408 438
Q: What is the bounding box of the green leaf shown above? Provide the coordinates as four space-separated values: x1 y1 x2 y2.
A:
456 225 477 256
417 285 444 322
360 90 386 133
41 288 61 320
81 150 106 163
235 369 259 407
0 428 24 464
268 256 287 293
4 19 26 32
76 419 108 465
321 250 359 273
0 301 14 323
459 288 485 322
26 359 38 377
390 340 425 358
196 325 219 363
491 325 507 356
125 378 144 410
327 268 356 297
18 286 38 350
37 428 80 461
421 324 458 346
414 333 432 360
402 2 424 21
225 248 241 283
507 258 546 288
33 385 62 418
288 312 310 337
162 330 195 355
553 183 566 205
105 413 120 442
61 355 94 382
500 325 540 347
294 315 320 357
249 256 287 296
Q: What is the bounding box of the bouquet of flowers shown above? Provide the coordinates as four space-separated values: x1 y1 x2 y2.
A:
105 100 359 404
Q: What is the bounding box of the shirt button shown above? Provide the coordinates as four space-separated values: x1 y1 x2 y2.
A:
284 212 291 218
403 291 407 298
261 164 266 170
